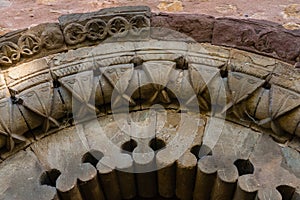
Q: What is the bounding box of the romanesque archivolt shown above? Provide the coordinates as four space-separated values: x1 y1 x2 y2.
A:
0 40 299 155
0 6 299 200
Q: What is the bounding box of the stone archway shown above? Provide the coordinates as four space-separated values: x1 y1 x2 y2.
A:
0 6 299 200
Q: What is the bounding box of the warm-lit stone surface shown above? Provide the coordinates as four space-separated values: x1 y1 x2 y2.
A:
1 0 300 35
0 110 299 199
0 5 299 200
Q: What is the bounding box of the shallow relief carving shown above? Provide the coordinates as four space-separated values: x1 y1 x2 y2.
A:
0 58 68 157
60 6 150 47
212 18 300 63
1 6 300 69
0 24 65 68
49 40 300 141
228 50 300 139
0 70 31 153
0 6 298 200
1 40 300 156
0 6 150 68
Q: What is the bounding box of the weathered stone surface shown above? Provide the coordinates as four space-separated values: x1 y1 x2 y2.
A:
1 6 300 69
83 114 135 199
228 48 276 78
0 23 66 68
59 6 150 48
4 58 65 139
135 40 188 62
0 6 299 200
0 40 299 155
5 57 50 85
188 63 223 111
0 29 26 44
31 125 106 199
176 151 198 200
151 13 215 42
140 61 174 105
30 125 88 171
212 18 300 63
269 85 300 135
240 135 300 200
83 110 206 199
0 74 8 123
59 6 151 28
0 68 34 154
0 6 150 68
281 146 300 179
289 137 300 152
0 109 298 199
194 118 261 200
58 70 102 121
0 97 31 157
270 61 300 93
223 71 265 123
0 150 58 200
0 29 27 67
20 23 66 56
100 63 139 111
157 111 204 198
195 118 300 200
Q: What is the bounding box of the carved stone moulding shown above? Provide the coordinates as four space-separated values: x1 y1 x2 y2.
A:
0 23 66 67
1 6 300 68
0 6 150 68
0 111 299 200
0 5 299 200
0 38 299 154
60 6 151 48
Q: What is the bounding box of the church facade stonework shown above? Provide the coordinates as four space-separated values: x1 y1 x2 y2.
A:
0 6 299 200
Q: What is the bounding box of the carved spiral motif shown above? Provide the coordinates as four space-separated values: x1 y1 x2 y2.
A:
63 23 86 45
107 16 130 37
18 34 41 56
0 42 21 65
85 19 107 40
